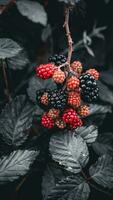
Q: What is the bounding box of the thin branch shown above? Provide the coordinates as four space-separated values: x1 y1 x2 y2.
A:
63 6 73 65
2 60 12 101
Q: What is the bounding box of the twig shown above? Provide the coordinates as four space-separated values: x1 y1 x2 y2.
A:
63 6 73 66
2 60 12 101
62 26 106 54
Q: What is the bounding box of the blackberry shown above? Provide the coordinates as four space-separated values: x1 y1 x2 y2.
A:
48 54 67 66
48 89 67 109
80 74 99 102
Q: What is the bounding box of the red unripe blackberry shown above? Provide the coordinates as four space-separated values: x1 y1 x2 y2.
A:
71 61 83 74
55 119 66 129
66 76 80 90
68 91 81 107
48 108 60 119
35 63 55 79
62 108 78 124
41 113 54 129
77 105 90 117
62 108 83 129
52 69 66 84
40 92 49 105
86 68 99 80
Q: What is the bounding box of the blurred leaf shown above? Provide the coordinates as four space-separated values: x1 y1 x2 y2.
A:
16 0 47 26
104 0 111 4
89 104 112 115
42 165 90 200
100 71 113 87
75 125 98 144
0 0 12 5
27 76 56 103
85 104 112 126
49 132 89 174
7 49 29 70
41 24 52 42
89 154 113 189
58 0 80 5
0 95 36 147
92 132 113 156
0 150 39 184
85 45 95 57
98 81 113 105
92 24 107 39
83 31 92 46
0 38 22 59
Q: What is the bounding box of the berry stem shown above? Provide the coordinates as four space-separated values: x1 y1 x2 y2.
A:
63 6 73 66
2 59 12 102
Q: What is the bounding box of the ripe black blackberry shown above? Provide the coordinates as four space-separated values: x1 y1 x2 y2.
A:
48 89 67 109
48 54 67 66
79 74 99 102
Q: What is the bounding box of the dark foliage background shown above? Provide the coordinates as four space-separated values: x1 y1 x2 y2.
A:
0 0 113 200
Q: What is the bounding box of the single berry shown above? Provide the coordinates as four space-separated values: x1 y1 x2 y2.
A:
48 108 60 119
55 119 66 129
41 113 54 129
48 89 67 109
35 63 55 79
86 68 99 80
62 108 78 124
48 54 67 66
67 76 80 90
77 105 90 117
71 61 83 74
52 69 66 84
68 91 81 107
40 92 49 105
62 108 83 129
80 74 99 102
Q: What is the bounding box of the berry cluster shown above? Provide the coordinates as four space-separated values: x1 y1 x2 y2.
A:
35 57 100 130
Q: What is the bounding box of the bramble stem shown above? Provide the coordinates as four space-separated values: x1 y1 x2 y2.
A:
63 6 73 66
2 60 11 101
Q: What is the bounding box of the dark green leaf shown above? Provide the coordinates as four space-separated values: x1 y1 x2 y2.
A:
92 132 113 156
16 0 47 26
89 154 113 188
98 81 113 105
42 165 90 200
7 49 29 70
0 150 39 184
49 132 89 174
0 95 35 147
100 71 113 87
75 125 98 144
0 38 22 59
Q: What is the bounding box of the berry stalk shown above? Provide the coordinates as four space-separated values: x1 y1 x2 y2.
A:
63 6 73 67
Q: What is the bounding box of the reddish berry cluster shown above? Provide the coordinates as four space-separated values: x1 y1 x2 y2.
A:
35 57 100 131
